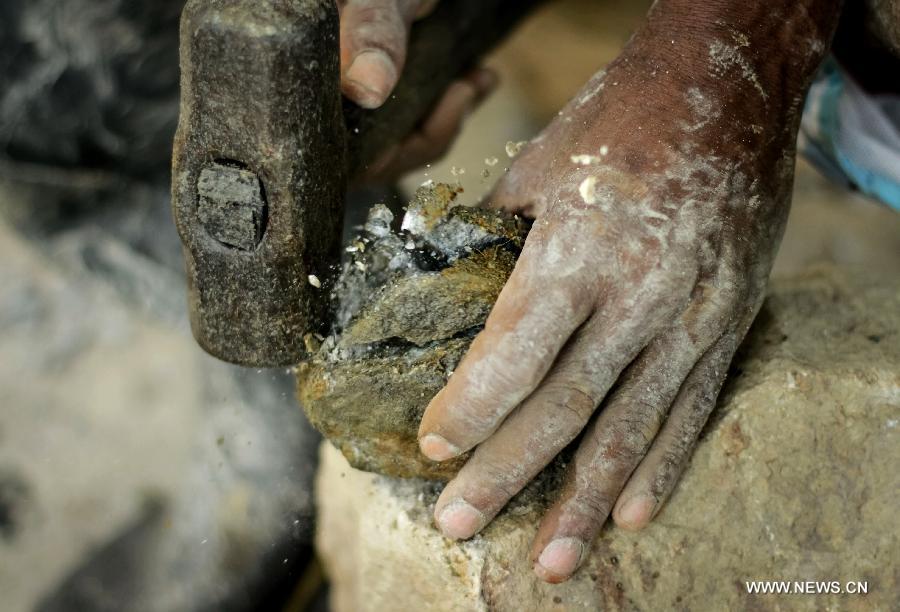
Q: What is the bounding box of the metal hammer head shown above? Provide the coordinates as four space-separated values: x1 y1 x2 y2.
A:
172 0 344 367
172 0 544 367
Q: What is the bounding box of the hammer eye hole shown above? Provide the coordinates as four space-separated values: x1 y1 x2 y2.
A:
196 161 268 251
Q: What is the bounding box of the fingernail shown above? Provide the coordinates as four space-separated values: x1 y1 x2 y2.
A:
344 49 396 109
419 433 461 461
617 494 657 529
437 499 485 539
535 537 585 581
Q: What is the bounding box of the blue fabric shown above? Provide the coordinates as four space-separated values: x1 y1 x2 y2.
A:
801 58 900 212
837 149 900 209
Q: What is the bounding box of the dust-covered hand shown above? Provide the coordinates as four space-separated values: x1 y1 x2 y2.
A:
338 0 496 182
417 0 842 583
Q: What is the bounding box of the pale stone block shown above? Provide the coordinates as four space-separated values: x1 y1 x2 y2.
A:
316 265 899 611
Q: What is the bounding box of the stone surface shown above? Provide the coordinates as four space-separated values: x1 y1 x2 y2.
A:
299 184 528 479
316 264 900 611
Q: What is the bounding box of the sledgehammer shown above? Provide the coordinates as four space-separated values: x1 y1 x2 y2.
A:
171 0 542 367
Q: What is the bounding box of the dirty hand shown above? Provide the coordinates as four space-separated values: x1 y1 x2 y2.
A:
338 0 496 182
417 0 840 583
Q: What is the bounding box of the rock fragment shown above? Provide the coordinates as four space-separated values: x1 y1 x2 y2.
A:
299 184 527 478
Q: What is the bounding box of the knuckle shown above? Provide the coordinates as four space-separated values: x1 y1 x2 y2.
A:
650 429 700 491
650 452 686 499
451 401 495 435
474 459 521 500
540 382 597 426
719 281 743 309
645 405 669 436
592 400 665 459
711 285 744 322
606 442 644 469
572 485 615 520
632 389 670 421
632 273 692 317
663 421 696 456
617 411 659 451
473 359 526 402
348 7 406 53
588 425 644 470
660 440 689 470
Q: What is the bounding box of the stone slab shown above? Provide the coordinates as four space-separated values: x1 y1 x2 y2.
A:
316 265 900 611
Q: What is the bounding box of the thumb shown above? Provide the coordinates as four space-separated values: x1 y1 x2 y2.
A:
339 0 423 109
488 143 548 218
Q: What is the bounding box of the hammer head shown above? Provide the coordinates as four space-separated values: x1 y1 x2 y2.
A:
171 0 545 367
172 0 344 366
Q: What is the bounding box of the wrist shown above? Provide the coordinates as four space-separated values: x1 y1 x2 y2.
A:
610 0 842 136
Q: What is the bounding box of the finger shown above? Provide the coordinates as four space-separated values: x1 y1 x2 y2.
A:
611 326 741 531
418 67 497 146
414 0 439 19
339 0 421 108
525 312 727 582
418 224 599 462
487 101 579 218
433 305 664 540
362 68 497 182
526 275 742 582
488 139 550 218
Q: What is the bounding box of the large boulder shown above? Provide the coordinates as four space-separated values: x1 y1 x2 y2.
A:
314 264 900 611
